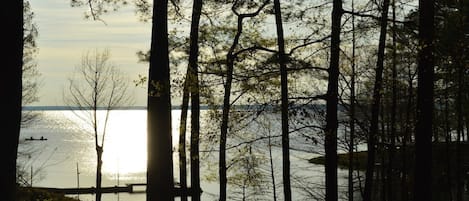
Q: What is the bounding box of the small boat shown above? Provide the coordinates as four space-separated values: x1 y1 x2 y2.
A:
25 136 48 141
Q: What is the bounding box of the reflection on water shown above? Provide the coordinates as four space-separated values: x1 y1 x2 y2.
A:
19 109 348 201
19 110 176 201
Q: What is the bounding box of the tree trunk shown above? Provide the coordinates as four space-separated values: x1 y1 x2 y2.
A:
380 103 387 201
0 2 23 201
325 0 342 200
455 28 464 201
219 59 233 201
444 78 452 201
388 1 397 199
456 43 463 201
414 0 434 200
93 71 102 201
401 63 413 201
147 0 174 200
219 13 242 200
178 75 189 201
189 0 203 200
272 0 291 200
96 146 103 201
218 3 269 198
363 0 390 200
268 131 278 201
456 1 466 200
348 1 356 199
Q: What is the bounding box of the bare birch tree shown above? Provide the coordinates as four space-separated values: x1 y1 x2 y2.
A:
64 49 132 201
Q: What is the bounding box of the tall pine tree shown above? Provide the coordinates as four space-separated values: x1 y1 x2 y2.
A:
414 0 434 200
147 0 174 200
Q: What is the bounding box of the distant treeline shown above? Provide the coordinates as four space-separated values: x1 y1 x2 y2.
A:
22 104 330 111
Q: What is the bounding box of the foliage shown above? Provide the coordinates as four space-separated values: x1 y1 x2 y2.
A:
22 0 41 125
17 1 44 189
64 0 469 200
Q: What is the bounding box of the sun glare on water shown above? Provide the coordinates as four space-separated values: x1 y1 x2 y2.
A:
41 109 182 185
101 110 148 175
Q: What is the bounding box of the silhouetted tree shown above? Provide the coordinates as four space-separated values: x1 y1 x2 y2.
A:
188 0 203 200
325 0 342 200
16 1 43 187
64 49 132 201
388 0 398 199
348 1 357 200
178 70 189 201
363 0 390 200
147 0 174 200
272 0 292 200
70 0 127 23
177 0 203 200
414 0 434 200
22 1 40 125
219 6 240 200
219 2 269 200
1 1 23 201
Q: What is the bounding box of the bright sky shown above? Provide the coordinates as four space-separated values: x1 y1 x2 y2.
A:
29 0 151 106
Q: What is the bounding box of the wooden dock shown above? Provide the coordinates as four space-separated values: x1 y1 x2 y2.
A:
31 184 201 197
33 185 138 195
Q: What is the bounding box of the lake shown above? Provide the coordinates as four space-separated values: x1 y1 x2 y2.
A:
19 109 351 201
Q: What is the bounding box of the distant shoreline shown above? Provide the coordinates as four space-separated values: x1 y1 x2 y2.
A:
22 105 148 111
22 104 295 111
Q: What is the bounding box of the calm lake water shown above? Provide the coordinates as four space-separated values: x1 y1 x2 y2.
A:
19 109 350 201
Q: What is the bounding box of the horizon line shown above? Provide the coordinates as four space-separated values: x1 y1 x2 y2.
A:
22 104 326 111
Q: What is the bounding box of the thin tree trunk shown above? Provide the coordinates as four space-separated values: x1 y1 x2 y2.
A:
219 4 268 200
356 147 365 200
363 0 390 200
272 0 291 200
456 31 464 201
188 0 203 199
1 2 23 200
189 67 201 201
456 1 466 199
413 0 434 200
174 0 204 197
93 76 103 201
220 12 242 201
388 0 397 199
178 74 189 201
380 103 386 201
220 66 232 201
147 0 174 200
325 0 342 200
96 146 103 201
401 63 413 201
268 128 278 201
444 78 453 201
348 1 356 199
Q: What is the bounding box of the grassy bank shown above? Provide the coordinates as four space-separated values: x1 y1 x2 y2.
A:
18 187 79 201
308 151 368 170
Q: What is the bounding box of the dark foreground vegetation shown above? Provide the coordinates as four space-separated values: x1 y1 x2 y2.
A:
310 143 469 200
3 0 469 200
310 151 368 171
17 187 79 201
